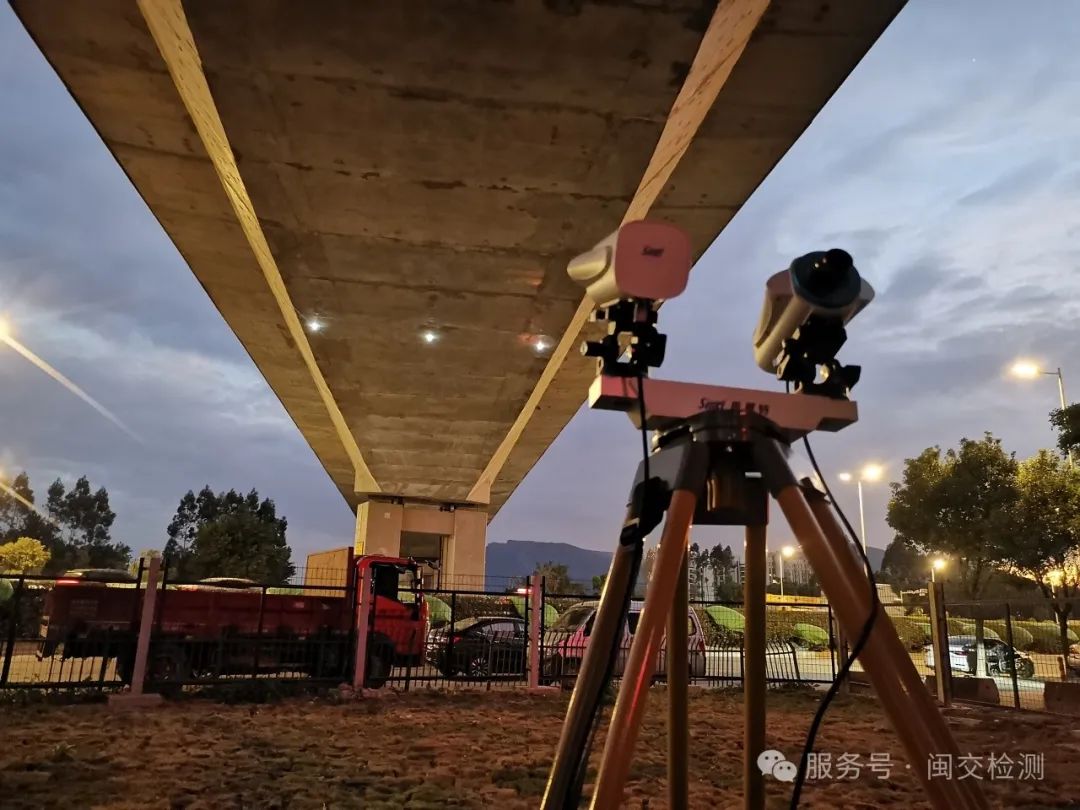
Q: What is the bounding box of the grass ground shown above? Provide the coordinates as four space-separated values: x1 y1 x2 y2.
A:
1 687 1077 808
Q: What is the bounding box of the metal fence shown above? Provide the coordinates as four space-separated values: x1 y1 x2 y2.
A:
936 598 1080 711
384 587 530 691
1 569 141 690
0 563 359 694
537 589 837 691
19 565 1078 712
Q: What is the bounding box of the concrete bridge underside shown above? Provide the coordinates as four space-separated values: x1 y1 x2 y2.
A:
13 0 904 581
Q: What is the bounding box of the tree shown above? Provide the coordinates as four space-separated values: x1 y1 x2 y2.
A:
44 477 128 570
878 536 928 590
0 473 35 538
707 544 735 591
999 450 1080 656
164 486 219 578
165 487 290 582
190 511 294 584
534 561 577 594
887 434 1017 598
689 542 712 599
591 574 607 594
1050 404 1080 459
0 537 50 573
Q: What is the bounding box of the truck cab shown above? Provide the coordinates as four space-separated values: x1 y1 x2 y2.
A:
359 555 428 687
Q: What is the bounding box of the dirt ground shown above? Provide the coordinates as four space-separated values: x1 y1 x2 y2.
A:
1 687 1078 809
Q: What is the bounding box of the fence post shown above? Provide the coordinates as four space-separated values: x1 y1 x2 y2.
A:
1004 602 1021 709
351 564 373 691
1 573 25 686
928 580 952 706
252 585 267 678
109 555 163 708
529 573 542 688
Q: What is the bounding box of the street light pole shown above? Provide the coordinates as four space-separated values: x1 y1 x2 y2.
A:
856 479 867 553
1010 360 1073 469
778 551 784 598
1055 367 1074 470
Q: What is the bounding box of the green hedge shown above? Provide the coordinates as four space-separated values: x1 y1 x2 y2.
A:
508 595 559 626
694 607 740 647
705 605 745 632
944 619 1000 641
426 595 452 626
891 617 932 650
791 623 829 650
985 621 1034 651
1014 621 1079 654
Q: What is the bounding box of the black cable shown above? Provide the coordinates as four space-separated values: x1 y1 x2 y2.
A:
788 433 880 809
563 369 652 807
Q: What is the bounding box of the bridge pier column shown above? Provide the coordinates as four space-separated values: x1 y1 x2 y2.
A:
354 498 488 587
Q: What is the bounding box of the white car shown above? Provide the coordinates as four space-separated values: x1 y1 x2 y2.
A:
925 636 1034 679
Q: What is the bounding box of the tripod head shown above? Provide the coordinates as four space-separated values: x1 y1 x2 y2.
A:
753 248 874 399
567 220 691 378
568 223 872 399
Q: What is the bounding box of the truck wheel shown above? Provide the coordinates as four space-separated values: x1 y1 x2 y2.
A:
1015 658 1035 680
364 638 394 689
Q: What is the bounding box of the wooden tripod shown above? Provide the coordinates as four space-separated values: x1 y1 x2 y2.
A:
542 408 988 810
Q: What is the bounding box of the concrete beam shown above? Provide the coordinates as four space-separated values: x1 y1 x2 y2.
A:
134 0 378 492
468 0 770 504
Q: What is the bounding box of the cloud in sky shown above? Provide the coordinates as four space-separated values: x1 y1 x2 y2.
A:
1 1 1078 563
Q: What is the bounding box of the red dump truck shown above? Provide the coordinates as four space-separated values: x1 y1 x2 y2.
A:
39 555 426 690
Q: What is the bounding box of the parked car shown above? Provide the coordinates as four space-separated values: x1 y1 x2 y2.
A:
427 615 527 678
1068 644 1080 677
542 600 707 686
925 636 1034 679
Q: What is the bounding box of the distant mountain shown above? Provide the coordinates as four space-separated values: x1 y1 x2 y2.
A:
485 539 887 584
486 540 611 584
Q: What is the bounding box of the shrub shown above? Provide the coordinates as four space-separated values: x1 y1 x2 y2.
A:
694 607 740 647
426 595 451 627
1016 621 1079 654
985 621 1034 651
705 605 745 632
508 596 559 626
764 609 830 649
791 623 829 650
446 594 515 622
946 618 973 636
891 617 932 650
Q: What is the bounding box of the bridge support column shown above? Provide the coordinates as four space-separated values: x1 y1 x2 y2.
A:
354 498 488 585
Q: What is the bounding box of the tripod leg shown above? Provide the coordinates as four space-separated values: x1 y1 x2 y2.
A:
742 523 767 810
667 544 690 810
542 519 641 809
591 489 698 810
753 439 987 810
804 485 988 810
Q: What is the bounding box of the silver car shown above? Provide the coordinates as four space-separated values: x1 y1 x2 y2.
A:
542 600 707 685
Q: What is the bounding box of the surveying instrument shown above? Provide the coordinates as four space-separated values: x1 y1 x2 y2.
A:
541 222 987 810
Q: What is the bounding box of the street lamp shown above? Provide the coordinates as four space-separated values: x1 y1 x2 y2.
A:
837 463 885 551
930 557 946 583
778 545 796 597
1009 359 1072 468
